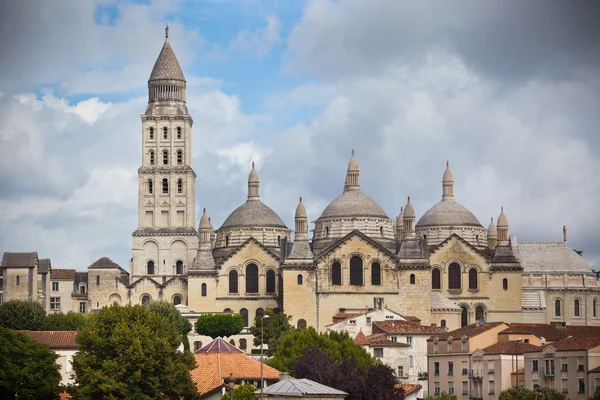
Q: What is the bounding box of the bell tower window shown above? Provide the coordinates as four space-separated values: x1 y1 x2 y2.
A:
177 150 183 165
162 178 169 194
150 151 155 165
148 179 153 194
177 179 183 194
149 127 154 140
177 127 182 139
163 151 168 165
163 127 168 139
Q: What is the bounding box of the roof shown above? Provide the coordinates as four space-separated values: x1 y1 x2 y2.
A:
1 252 38 268
220 200 288 229
88 257 126 273
563 325 600 338
38 258 51 274
589 366 600 373
197 337 243 353
190 352 280 395
354 330 369 346
481 340 542 355
319 190 388 219
22 331 78 349
261 378 347 397
373 320 444 335
287 238 314 260
51 269 76 279
332 312 366 324
149 38 185 81
416 200 482 228
500 323 570 342
366 333 412 347
521 291 544 309
430 322 507 341
59 392 71 400
517 242 592 273
396 384 422 396
538 336 600 352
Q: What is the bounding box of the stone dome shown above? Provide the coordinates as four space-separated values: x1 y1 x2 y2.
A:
416 200 483 228
221 201 287 229
319 190 388 219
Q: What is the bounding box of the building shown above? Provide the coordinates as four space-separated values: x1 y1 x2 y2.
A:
22 330 78 386
260 378 348 399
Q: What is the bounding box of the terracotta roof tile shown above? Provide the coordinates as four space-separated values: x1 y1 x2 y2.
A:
589 365 600 373
197 337 243 353
482 340 542 355
396 384 422 396
564 325 600 338
59 392 71 400
51 269 76 279
373 320 444 335
543 336 600 352
428 322 506 341
354 330 369 346
501 323 570 342
332 312 365 324
404 316 421 323
22 331 78 349
367 333 411 347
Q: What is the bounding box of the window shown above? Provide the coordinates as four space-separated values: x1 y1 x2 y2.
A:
176 260 183 275
162 178 169 194
448 263 461 289
201 283 207 297
141 295 150 304
224 308 232 313
407 336 413 346
176 126 182 139
225 235 230 247
409 356 414 368
79 302 86 313
350 256 363 285
163 150 168 165
177 179 182 193
297 274 303 285
147 261 155 275
16 276 20 286
194 341 202 352
240 308 249 327
448 381 454 394
555 299 562 317
325 226 329 236
374 348 383 358
578 357 584 371
434 382 440 395
332 261 342 285
371 262 381 285
380 226 384 237
266 270 276 294
460 305 468 327
297 319 307 329
177 150 182 165
50 297 61 310
441 319 447 328
239 338 247 350
256 308 264 319
561 361 567 372
574 299 581 317
163 127 168 139
80 285 86 294
434 362 440 375
468 268 478 289
532 360 539 372
503 278 508 290
96 276 100 286
229 270 238 293
148 179 153 194
579 379 585 393
277 235 281 247
149 127 154 139
410 273 415 285
398 366 404 377
246 264 259 293
594 299 597 318
432 268 441 289
52 282 59 291
366 317 371 325
173 295 182 305
349 319 356 326
150 151 155 165
476 306 485 322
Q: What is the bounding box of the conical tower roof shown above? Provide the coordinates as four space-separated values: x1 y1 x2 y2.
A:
149 25 185 82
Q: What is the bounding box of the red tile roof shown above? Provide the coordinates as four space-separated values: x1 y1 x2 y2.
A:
564 325 600 338
332 312 365 324
396 384 422 396
404 316 421 324
366 333 411 347
373 320 444 335
589 365 600 373
22 331 78 349
501 323 570 342
428 322 507 341
543 336 600 352
51 269 76 279
482 340 542 355
59 392 71 400
354 330 369 346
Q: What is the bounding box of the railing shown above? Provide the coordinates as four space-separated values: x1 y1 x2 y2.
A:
488 369 495 374
468 369 483 379
470 392 483 400
542 367 555 376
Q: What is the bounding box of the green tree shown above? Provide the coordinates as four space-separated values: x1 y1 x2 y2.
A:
498 386 567 400
144 300 192 350
69 304 199 400
43 311 86 331
0 326 62 399
590 387 600 400
424 393 457 400
249 308 293 355
220 382 258 400
0 300 46 330
194 313 244 339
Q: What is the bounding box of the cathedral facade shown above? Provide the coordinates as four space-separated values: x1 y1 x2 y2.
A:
2 31 599 334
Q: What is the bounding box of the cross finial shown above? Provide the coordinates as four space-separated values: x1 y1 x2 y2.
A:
165 23 169 39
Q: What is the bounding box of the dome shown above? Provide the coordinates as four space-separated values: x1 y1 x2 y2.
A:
295 197 307 218
221 201 287 229
403 197 415 218
319 190 388 219
497 207 508 227
416 200 482 228
443 161 454 183
487 217 497 236
199 208 211 229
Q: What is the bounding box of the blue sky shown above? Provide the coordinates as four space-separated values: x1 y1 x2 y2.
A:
0 0 599 271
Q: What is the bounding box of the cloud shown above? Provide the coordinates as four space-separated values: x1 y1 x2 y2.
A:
228 14 281 57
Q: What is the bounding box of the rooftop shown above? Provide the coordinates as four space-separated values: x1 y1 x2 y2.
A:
396 384 422 396
563 325 600 338
196 337 242 353
430 322 507 341
1 252 38 268
517 242 592 273
373 320 444 335
51 269 77 279
261 378 347 397
481 340 542 355
500 323 570 342
542 336 600 352
22 331 78 349
416 199 482 228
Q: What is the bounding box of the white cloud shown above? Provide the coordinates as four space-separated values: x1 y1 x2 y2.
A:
229 14 281 57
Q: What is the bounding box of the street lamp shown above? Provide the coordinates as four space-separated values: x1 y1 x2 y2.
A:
260 314 270 400
224 372 236 400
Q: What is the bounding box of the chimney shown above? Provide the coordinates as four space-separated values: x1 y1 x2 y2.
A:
540 337 546 346
279 372 290 381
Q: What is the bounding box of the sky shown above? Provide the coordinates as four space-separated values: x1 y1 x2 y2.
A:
0 0 599 272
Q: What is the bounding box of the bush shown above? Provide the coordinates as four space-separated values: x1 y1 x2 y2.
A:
0 300 46 330
43 311 86 331
425 393 457 400
195 313 244 339
498 386 567 400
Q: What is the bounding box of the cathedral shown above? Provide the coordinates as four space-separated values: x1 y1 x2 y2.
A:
2 29 599 334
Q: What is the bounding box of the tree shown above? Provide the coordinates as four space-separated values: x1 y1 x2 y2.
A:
0 326 62 399
0 300 46 330
249 308 293 355
220 382 258 400
144 301 192 350
498 386 567 400
69 304 199 399
194 313 244 339
590 387 600 400
43 311 86 331
424 393 457 400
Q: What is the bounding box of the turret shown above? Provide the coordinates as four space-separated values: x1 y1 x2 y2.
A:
343 150 360 192
497 207 509 245
403 197 416 239
396 207 404 241
487 217 498 249
295 197 308 241
248 161 260 201
442 161 454 201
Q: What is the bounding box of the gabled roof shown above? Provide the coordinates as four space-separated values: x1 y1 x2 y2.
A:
428 234 489 259
51 269 76 279
317 229 398 260
261 378 347 397
396 384 422 396
366 333 411 348
500 323 570 342
373 320 444 335
533 336 600 352
429 322 507 341
353 330 369 346
332 312 367 324
217 237 281 267
481 340 542 355
564 325 600 338
22 331 78 349
1 252 38 268
197 337 243 353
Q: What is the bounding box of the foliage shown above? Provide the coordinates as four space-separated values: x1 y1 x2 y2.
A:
267 327 376 373
0 300 46 330
43 311 86 331
220 382 258 400
249 308 293 355
229 338 235 345
292 347 402 400
194 313 244 339
0 326 62 399
424 393 457 400
498 386 567 400
144 300 192 350
591 387 600 400
69 304 199 399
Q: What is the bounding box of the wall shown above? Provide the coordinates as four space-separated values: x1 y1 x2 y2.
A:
48 278 75 313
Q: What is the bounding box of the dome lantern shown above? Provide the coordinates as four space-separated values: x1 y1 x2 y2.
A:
442 161 455 201
403 197 416 239
497 207 509 245
294 196 308 240
487 217 497 249
343 150 360 192
247 161 260 202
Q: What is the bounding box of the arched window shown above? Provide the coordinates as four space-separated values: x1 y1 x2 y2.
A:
380 226 384 237
574 299 581 317
194 341 202 352
240 308 249 327
173 295 182 306
239 338 247 350
141 295 150 304
297 274 303 285
177 179 183 194
229 270 238 293
277 235 281 247
163 150 169 165
162 178 168 194
297 319 307 329
163 126 168 139
177 150 182 165
147 261 155 275
371 262 381 286
201 283 207 297
350 256 363 286
96 276 100 286
332 261 342 285
468 268 478 290
176 260 183 275
594 299 598 318
326 226 329 237
256 308 264 319
266 270 276 294
246 264 259 293
555 299 561 317
148 179 153 194
448 263 461 289
150 151 155 165
410 274 416 285
149 127 154 139
475 306 485 322
432 268 441 290
224 308 232 313
441 319 447 328
176 126 182 139
460 306 468 327
225 235 230 247
503 278 508 290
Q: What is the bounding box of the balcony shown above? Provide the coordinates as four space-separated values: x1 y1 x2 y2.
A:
542 367 555 377
418 372 428 381
488 369 495 374
468 369 483 380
